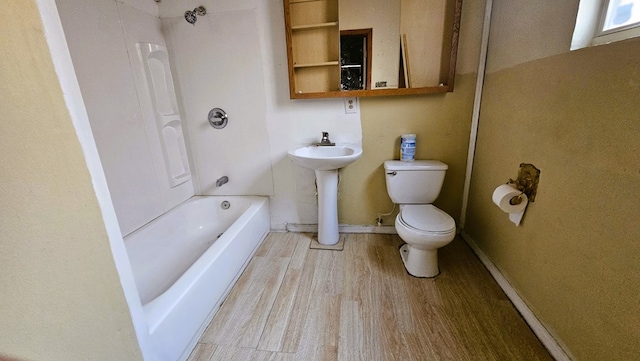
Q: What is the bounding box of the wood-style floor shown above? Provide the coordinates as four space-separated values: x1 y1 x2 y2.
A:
187 233 553 361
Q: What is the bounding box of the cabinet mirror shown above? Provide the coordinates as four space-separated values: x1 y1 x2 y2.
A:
283 0 463 99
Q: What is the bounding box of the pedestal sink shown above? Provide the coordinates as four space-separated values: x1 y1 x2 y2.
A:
288 144 363 245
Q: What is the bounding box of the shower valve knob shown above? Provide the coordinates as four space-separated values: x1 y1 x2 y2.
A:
208 108 228 129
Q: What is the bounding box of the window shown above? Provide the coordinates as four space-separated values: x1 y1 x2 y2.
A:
571 0 640 50
601 0 640 32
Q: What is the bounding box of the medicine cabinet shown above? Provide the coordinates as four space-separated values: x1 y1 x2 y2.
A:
283 0 463 99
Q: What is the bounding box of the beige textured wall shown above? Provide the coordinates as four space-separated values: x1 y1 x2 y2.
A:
0 1 142 360
339 0 486 226
465 1 640 360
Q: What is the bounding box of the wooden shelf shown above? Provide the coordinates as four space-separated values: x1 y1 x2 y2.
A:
284 0 340 97
284 0 463 99
292 22 338 31
291 85 451 99
294 61 339 68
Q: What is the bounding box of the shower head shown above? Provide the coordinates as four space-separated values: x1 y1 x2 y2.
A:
185 6 207 25
184 10 197 25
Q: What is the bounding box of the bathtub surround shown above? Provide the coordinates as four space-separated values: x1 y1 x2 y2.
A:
463 1 640 360
163 7 274 197
56 0 194 236
135 43 192 189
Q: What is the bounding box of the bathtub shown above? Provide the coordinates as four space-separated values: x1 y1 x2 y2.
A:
124 196 270 361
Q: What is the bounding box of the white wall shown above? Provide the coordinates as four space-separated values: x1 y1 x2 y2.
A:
57 0 194 236
160 0 363 230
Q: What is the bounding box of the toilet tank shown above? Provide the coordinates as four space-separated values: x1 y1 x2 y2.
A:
384 160 448 204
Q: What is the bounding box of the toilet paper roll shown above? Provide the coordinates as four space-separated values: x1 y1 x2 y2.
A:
492 184 528 226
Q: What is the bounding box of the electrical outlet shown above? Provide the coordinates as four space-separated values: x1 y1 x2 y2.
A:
344 97 358 114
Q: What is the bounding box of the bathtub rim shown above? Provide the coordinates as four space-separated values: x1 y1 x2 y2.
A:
142 195 269 332
124 195 253 304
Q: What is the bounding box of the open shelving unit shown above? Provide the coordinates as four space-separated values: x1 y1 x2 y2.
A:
283 0 463 99
284 0 340 97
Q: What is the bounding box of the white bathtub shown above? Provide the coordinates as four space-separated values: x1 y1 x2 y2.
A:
124 196 269 361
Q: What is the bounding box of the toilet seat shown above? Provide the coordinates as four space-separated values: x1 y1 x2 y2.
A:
399 205 455 234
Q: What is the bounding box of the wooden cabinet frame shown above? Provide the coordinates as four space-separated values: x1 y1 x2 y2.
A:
283 0 463 99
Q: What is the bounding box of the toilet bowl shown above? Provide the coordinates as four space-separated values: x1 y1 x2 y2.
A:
383 160 456 278
395 204 456 277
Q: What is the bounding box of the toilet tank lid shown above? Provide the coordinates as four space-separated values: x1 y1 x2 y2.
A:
384 160 448 171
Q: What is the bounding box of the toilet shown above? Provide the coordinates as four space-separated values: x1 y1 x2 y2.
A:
384 160 456 277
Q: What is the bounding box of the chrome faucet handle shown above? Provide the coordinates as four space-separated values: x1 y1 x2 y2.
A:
318 132 335 146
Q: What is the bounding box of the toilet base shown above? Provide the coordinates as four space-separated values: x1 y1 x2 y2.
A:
399 244 439 278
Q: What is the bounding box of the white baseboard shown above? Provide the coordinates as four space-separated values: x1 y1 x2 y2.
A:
461 231 572 361
340 224 397 234
284 223 316 233
285 223 397 234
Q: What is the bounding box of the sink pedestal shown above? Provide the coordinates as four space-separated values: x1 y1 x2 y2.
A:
315 170 339 245
287 144 362 246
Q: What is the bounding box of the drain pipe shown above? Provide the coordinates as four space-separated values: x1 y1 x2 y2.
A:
459 0 493 229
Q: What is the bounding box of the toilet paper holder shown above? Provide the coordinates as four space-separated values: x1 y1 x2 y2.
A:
509 193 524 205
507 163 540 202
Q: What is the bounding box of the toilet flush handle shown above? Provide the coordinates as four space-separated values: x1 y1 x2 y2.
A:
386 171 397 176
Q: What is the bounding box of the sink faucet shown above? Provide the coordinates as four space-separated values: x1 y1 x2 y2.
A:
216 176 229 187
318 132 335 146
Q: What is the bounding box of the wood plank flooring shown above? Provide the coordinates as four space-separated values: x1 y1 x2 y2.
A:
187 233 553 361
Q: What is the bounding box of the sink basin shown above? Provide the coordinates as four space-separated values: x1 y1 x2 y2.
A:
288 145 363 171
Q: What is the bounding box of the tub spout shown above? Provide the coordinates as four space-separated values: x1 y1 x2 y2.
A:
216 176 229 187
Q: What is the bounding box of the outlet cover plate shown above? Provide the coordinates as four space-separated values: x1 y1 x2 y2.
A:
344 97 359 114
